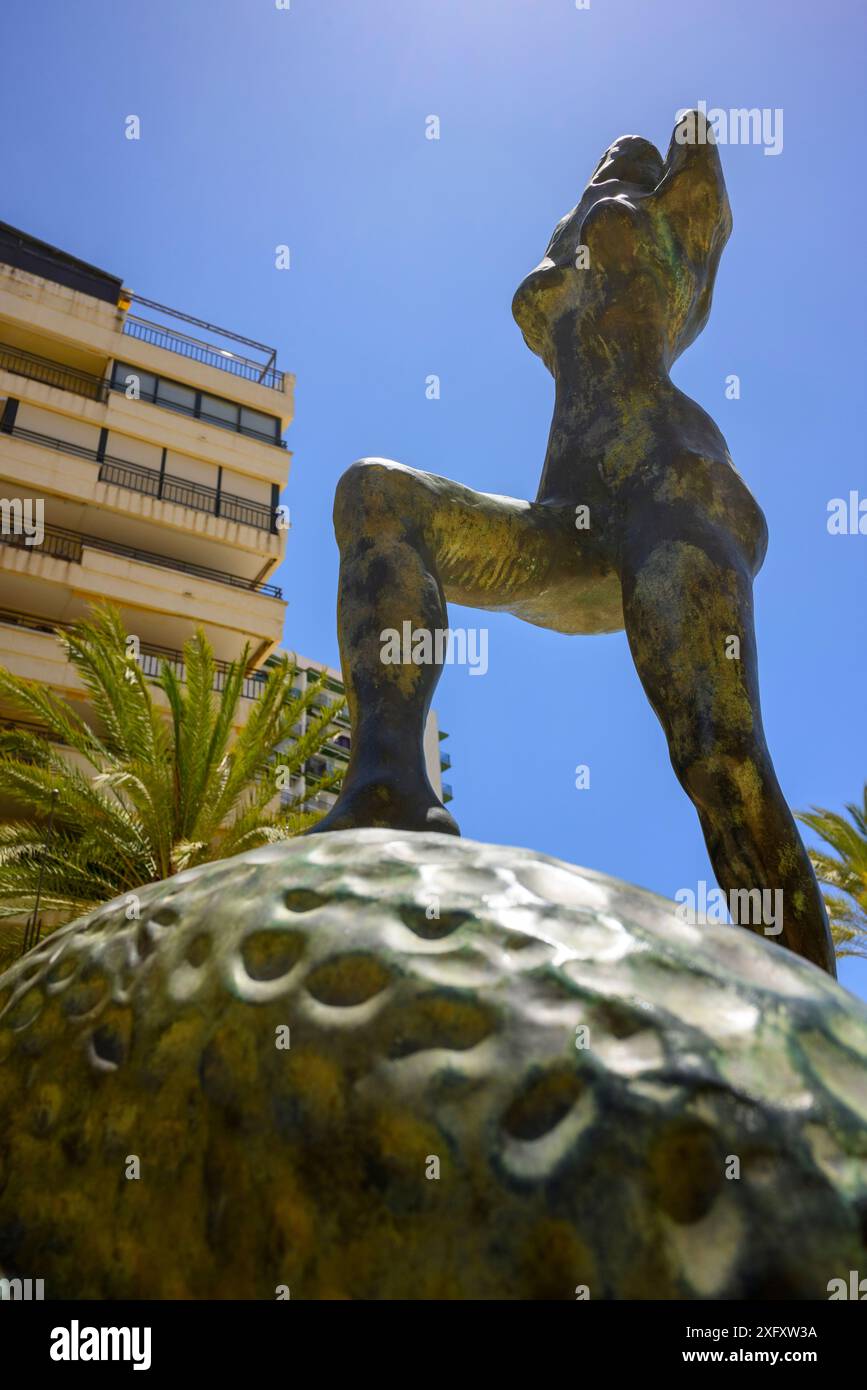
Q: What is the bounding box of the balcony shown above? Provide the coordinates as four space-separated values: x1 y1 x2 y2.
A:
0 609 270 701
137 641 268 700
99 458 274 530
0 419 277 532
109 361 286 448
0 341 107 403
440 752 451 770
122 295 284 392
442 781 453 803
0 521 282 597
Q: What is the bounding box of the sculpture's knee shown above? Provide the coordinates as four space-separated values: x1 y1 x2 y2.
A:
333 459 415 547
672 741 769 817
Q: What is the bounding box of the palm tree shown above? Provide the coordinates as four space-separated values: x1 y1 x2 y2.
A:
797 788 867 960
0 604 346 963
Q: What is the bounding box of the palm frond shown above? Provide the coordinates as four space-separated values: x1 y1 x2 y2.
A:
797 786 867 961
0 604 346 957
0 667 106 763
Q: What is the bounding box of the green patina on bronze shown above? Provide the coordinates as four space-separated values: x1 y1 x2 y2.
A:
312 111 835 976
0 832 863 1299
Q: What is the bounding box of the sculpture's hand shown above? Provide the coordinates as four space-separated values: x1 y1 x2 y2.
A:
651 111 732 261
644 111 733 350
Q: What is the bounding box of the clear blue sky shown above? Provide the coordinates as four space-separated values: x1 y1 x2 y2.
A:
3 0 865 994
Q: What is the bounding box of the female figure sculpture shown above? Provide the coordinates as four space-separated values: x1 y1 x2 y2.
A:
312 112 834 976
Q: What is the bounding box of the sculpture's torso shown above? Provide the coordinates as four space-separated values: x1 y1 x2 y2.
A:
521 383 769 636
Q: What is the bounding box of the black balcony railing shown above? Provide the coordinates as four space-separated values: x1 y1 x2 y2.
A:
122 294 284 391
136 642 268 700
123 315 285 391
0 525 82 563
0 521 282 597
0 608 270 701
2 420 276 531
0 342 108 402
98 458 274 530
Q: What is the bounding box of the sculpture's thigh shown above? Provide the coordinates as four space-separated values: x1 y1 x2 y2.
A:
426 484 618 635
432 488 592 627
337 459 607 634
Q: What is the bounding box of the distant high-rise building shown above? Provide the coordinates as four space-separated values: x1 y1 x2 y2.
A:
270 652 451 816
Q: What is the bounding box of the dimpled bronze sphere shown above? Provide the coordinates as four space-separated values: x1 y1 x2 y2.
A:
0 830 865 1299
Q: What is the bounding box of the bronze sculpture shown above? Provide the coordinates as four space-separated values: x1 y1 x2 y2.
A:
312 112 835 978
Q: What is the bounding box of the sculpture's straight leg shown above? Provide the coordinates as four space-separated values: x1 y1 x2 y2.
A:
310 458 599 835
322 460 455 834
620 507 836 976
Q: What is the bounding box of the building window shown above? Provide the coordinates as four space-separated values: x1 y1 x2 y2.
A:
156 378 196 414
202 395 238 428
110 361 281 445
114 365 156 400
241 406 276 438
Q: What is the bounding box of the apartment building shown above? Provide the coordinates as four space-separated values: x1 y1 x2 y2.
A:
0 220 451 809
0 220 290 729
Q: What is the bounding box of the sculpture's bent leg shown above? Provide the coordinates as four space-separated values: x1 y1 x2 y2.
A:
621 507 836 976
309 459 591 835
